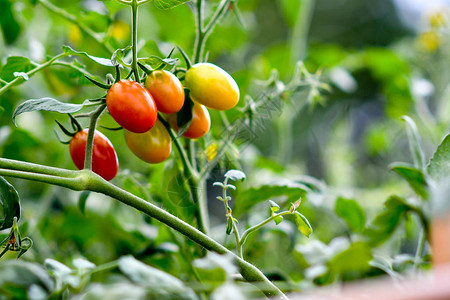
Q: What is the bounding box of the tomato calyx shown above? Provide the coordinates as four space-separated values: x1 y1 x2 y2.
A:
54 114 83 144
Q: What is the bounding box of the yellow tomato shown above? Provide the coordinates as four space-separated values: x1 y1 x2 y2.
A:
124 120 172 164
184 63 239 111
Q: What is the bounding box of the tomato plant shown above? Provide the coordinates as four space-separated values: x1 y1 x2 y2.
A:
124 119 172 164
144 70 185 114
69 129 119 181
184 63 240 111
106 80 157 133
1 0 450 300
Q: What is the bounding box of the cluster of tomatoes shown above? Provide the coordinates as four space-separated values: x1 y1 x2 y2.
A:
68 63 240 181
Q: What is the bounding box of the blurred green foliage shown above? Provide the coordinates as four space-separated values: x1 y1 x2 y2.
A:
0 0 449 298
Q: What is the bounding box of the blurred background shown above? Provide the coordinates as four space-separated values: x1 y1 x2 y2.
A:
0 0 449 296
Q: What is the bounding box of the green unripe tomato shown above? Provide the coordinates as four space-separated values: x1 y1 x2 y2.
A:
184 63 239 111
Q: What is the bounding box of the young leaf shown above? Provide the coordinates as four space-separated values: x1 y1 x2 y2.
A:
274 215 283 225
62 45 114 67
294 211 312 237
391 163 428 199
224 170 246 182
138 56 178 70
402 116 426 170
427 133 450 182
111 46 132 67
0 176 20 230
153 0 190 10
363 195 412 246
335 197 366 232
226 217 233 235
0 56 35 82
13 98 90 126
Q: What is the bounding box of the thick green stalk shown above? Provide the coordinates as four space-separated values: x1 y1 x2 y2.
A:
84 104 107 170
0 160 287 298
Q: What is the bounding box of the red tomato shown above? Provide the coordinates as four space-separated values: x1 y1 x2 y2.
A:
168 102 211 139
144 70 185 114
106 80 157 133
69 129 119 181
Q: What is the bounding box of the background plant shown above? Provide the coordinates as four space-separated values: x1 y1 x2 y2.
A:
0 0 450 299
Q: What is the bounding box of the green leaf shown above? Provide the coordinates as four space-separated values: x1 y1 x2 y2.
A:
294 211 312 237
62 45 114 67
112 46 132 67
402 116 425 170
224 169 246 182
233 181 309 217
0 0 21 45
45 258 82 290
391 163 428 199
0 177 20 230
274 215 284 225
335 197 366 232
0 260 54 298
176 90 194 137
139 56 178 70
13 98 90 126
118 256 197 300
226 217 233 235
0 56 34 82
363 195 412 246
428 133 450 182
328 242 372 274
153 0 190 10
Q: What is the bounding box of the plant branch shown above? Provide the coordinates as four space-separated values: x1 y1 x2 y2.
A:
0 53 68 96
240 211 292 247
0 160 287 298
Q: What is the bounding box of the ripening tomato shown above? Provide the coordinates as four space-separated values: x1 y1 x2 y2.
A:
124 119 172 164
69 129 119 181
184 63 239 111
168 102 210 139
144 70 185 114
106 80 157 133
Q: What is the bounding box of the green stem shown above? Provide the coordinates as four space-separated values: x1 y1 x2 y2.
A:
84 104 107 170
158 115 196 177
158 115 208 234
193 0 231 63
37 0 113 54
0 53 67 96
414 228 426 271
239 211 291 248
193 0 204 63
131 0 140 81
87 260 119 275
